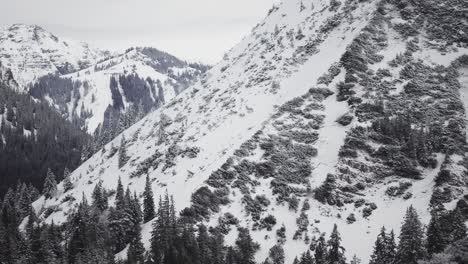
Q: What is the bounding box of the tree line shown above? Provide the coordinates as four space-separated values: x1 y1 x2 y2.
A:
0 173 466 264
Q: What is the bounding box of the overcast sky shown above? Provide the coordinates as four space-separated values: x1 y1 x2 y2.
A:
1 0 278 64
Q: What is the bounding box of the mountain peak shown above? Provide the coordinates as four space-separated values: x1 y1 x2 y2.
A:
0 24 106 88
4 23 58 43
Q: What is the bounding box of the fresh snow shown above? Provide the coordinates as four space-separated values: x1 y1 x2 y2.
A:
30 0 468 263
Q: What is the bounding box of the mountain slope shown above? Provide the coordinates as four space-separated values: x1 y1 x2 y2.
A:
0 24 107 89
33 0 468 263
29 46 209 134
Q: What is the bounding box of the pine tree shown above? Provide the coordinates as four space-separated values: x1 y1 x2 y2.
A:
267 244 285 264
115 177 125 210
92 181 108 211
143 174 155 222
396 206 426 264
300 250 314 264
118 136 130 168
369 227 388 264
63 167 73 192
43 168 57 199
427 209 446 256
235 227 259 264
209 228 225 264
448 208 467 243
27 183 40 201
127 223 145 264
385 230 397 263
327 224 346 264
226 246 237 264
17 183 31 218
68 198 91 263
197 224 212 264
315 234 328 264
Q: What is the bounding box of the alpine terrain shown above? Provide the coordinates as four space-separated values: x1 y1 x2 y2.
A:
1 0 468 263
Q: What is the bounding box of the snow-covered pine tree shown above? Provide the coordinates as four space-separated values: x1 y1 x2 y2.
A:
43 168 57 199
385 229 397 263
91 181 108 211
63 167 73 192
143 174 156 222
17 183 31 218
369 227 387 264
298 250 313 264
314 234 328 264
115 177 125 211
327 224 346 264
396 205 426 264
118 136 129 168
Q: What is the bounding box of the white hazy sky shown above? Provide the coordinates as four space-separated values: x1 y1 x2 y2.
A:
1 0 278 64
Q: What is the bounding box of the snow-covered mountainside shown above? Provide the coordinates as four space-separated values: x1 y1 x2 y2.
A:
0 24 107 89
30 46 209 133
33 0 468 263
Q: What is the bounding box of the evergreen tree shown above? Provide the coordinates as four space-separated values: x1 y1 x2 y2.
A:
234 227 259 264
143 174 156 222
115 177 125 210
118 136 130 168
385 230 397 263
267 244 285 264
68 198 91 263
396 206 426 264
17 183 31 218
314 234 327 264
327 224 346 264
28 184 40 201
427 209 446 256
92 181 108 211
299 250 313 264
448 208 467 243
127 223 145 264
197 224 212 264
209 227 225 264
63 167 74 192
226 246 237 264
43 168 58 199
369 227 388 264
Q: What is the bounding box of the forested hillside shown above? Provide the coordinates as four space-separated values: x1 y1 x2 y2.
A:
0 64 90 196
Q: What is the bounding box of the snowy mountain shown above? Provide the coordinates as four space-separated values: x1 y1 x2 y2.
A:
29 46 209 134
32 0 468 263
0 24 107 89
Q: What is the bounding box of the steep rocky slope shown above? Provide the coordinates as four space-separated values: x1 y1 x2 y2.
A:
33 0 468 263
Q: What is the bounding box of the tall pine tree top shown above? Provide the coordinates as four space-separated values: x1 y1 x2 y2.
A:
396 205 426 264
43 168 57 199
143 174 155 222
